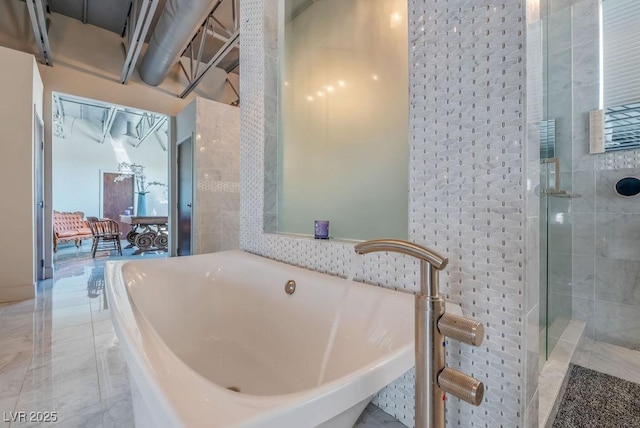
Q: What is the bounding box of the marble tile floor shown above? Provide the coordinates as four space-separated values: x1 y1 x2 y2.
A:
1 243 402 427
1 243 165 428
353 404 405 428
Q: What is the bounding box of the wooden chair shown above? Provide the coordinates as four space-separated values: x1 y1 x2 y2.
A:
87 266 105 299
88 219 123 258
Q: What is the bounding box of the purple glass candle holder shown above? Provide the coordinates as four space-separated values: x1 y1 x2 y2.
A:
314 220 329 239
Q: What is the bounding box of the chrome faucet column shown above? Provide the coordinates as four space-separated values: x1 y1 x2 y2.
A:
415 260 446 427
354 239 484 428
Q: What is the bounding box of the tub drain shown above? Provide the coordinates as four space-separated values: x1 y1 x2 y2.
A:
226 386 241 392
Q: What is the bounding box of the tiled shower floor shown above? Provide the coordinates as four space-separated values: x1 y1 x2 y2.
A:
0 244 403 427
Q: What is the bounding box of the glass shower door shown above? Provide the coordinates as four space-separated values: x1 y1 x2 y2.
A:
540 153 573 362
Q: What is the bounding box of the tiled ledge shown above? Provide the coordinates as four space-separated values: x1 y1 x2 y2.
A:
539 319 587 428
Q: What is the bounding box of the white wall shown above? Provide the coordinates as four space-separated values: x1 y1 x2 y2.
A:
0 46 39 302
52 120 169 218
176 99 197 144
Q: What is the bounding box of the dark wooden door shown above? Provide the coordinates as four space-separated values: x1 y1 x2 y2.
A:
102 172 134 237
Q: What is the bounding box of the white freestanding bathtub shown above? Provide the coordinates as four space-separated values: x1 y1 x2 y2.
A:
105 250 462 427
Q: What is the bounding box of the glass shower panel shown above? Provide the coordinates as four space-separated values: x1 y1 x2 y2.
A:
543 167 573 358
540 0 574 362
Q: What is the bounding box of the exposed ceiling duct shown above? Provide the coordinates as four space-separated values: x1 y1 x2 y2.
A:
124 121 140 139
138 0 217 86
110 112 141 142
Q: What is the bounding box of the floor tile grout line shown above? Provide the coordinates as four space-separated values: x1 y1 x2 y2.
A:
90 303 106 411
9 318 37 428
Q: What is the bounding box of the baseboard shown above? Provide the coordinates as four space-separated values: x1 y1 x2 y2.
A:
0 283 35 303
44 266 54 279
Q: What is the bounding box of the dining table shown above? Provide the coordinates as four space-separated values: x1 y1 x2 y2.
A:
119 215 169 255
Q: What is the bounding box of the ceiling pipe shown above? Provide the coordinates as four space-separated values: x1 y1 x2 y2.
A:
123 121 139 139
138 0 219 86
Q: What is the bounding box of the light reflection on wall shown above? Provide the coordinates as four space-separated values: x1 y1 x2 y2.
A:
278 0 409 240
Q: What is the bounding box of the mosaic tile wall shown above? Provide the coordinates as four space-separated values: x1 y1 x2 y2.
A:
194 98 240 254
239 0 539 426
595 149 640 170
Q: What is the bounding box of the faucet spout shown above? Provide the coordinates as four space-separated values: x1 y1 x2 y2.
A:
354 239 448 270
355 239 448 297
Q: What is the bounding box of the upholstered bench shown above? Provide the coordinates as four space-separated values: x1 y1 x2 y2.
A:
53 211 93 252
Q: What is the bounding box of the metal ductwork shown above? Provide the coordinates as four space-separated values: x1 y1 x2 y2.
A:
139 0 217 86
123 121 139 139
110 113 141 141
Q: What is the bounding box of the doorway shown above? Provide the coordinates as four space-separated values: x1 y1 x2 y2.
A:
177 136 193 256
51 92 170 262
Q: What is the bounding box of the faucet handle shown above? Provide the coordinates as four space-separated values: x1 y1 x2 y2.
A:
438 313 484 347
438 367 484 406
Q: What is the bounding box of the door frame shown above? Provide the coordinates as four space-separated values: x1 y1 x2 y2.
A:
176 134 196 256
34 107 45 281
46 91 174 266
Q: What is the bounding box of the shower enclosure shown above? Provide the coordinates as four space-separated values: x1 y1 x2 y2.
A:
541 0 640 365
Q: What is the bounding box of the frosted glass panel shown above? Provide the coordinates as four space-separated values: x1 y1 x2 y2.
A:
277 0 408 240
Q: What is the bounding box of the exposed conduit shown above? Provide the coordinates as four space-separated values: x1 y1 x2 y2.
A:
138 0 218 86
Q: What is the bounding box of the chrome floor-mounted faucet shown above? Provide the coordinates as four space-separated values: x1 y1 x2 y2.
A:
354 239 484 428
